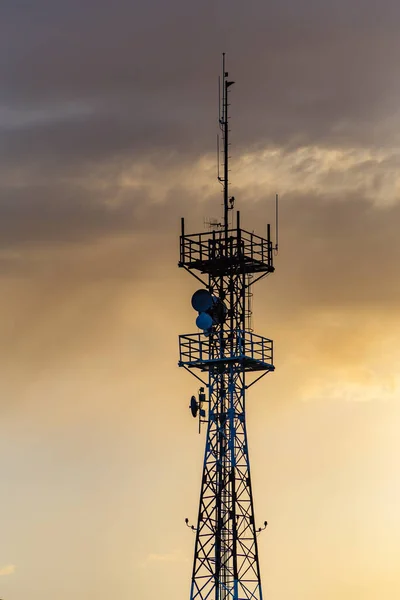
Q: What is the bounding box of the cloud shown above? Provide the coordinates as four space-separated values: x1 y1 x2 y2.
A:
0 0 399 421
0 5 399 600
2 0 400 174
0 564 16 576
0 145 399 398
235 145 400 206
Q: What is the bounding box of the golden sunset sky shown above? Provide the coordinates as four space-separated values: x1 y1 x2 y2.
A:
1 1 400 599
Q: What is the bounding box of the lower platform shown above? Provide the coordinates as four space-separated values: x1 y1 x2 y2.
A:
178 330 274 372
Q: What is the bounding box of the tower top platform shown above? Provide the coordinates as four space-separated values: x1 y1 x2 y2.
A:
179 219 275 277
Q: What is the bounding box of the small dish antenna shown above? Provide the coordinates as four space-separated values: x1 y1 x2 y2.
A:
191 288 227 332
196 312 213 330
189 387 207 433
190 395 198 418
192 289 213 312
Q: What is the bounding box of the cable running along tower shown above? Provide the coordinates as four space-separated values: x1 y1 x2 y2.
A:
179 55 277 600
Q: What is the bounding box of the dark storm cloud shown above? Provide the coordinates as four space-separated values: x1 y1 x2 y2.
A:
0 188 398 386
0 108 192 168
0 172 200 248
267 193 400 310
1 0 400 253
0 181 132 246
2 0 400 162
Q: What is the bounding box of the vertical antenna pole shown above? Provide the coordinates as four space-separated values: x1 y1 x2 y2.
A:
217 135 220 181
218 75 221 122
222 54 235 237
223 53 229 236
275 193 279 251
181 217 185 264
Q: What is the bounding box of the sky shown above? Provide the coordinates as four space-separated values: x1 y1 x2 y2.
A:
1 1 400 599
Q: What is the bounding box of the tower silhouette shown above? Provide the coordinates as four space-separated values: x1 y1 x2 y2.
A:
179 55 276 600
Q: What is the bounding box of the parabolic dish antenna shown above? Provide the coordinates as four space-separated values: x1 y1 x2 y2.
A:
191 289 213 312
190 395 198 418
196 312 213 330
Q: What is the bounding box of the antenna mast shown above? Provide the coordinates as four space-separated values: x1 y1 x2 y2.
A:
219 52 235 235
179 55 276 600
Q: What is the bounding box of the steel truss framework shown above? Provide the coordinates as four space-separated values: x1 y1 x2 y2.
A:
193 367 262 600
178 57 276 600
179 225 274 600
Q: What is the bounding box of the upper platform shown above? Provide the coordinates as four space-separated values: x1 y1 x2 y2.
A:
179 219 275 276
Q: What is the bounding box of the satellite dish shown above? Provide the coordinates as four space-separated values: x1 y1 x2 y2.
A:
191 289 213 312
190 395 198 418
196 312 213 330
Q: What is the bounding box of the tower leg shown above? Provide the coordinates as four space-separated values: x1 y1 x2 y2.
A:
190 369 263 600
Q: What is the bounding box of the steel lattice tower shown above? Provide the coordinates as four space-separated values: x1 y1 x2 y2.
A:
178 56 276 600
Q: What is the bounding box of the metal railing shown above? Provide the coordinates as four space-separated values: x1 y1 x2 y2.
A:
179 329 273 368
179 228 273 270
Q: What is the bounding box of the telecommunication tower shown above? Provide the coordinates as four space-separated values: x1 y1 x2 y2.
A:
178 55 277 600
